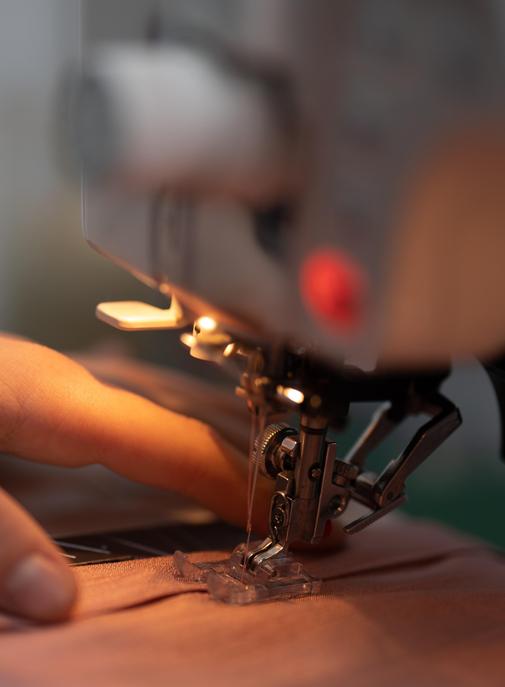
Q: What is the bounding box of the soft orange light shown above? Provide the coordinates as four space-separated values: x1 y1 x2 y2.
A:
223 343 236 358
277 385 305 405
180 332 197 348
196 316 218 333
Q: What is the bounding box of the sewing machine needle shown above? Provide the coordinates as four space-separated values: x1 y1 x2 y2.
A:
242 407 267 576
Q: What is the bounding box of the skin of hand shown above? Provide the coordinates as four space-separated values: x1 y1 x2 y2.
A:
0 335 342 623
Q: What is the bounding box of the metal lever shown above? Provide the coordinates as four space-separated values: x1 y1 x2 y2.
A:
373 396 461 506
344 495 406 535
345 402 402 470
244 472 294 571
344 394 462 534
96 295 187 331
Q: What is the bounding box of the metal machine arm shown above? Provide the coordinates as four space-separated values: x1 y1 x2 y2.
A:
245 382 461 569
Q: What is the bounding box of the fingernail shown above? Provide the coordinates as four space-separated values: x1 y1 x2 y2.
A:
4 553 76 621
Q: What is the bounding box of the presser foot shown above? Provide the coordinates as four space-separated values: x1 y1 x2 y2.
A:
174 542 320 605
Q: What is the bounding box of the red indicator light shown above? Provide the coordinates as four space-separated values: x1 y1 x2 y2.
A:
300 249 366 331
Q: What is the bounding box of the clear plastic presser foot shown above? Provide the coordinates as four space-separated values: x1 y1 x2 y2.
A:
174 542 321 605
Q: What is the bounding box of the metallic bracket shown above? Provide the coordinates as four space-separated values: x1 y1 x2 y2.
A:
343 394 462 534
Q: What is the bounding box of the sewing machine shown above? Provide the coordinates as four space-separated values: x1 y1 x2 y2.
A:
61 0 505 602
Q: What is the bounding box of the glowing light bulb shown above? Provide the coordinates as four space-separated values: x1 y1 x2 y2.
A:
195 316 218 333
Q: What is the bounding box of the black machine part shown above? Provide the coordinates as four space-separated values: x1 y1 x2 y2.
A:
483 355 505 460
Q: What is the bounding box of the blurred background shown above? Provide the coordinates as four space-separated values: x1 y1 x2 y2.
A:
0 0 197 363
0 0 504 546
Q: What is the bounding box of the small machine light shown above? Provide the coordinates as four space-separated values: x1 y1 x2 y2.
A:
277 385 305 405
195 316 218 333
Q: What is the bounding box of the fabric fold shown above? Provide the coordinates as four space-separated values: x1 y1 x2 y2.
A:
0 516 504 687
71 516 494 620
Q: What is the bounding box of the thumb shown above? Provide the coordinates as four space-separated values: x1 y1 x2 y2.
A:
0 489 77 622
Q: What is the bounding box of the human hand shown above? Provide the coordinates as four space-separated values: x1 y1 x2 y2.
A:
0 335 342 623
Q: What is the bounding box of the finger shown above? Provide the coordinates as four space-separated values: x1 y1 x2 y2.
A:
0 489 77 622
0 338 269 528
0 338 343 545
72 351 252 452
17 385 274 532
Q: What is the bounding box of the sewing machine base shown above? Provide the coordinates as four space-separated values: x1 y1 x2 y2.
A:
174 544 321 604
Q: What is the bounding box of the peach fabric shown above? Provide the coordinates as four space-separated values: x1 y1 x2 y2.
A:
0 357 503 685
0 517 503 687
